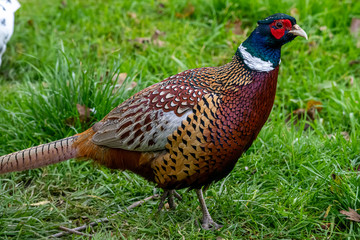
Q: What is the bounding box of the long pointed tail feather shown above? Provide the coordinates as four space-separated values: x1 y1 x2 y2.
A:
0 136 78 174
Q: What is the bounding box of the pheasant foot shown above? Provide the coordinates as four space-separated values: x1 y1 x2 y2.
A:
158 189 182 211
195 188 223 230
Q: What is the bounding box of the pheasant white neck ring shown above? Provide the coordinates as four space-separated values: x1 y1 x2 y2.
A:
238 44 276 72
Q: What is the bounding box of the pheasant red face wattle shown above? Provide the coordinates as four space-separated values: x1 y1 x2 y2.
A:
270 19 292 39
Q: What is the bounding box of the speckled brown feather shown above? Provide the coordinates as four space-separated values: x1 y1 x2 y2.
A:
151 54 279 189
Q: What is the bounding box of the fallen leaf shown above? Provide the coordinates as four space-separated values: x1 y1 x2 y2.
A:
153 29 165 38
341 131 350 141
286 100 322 130
325 133 336 140
127 12 139 24
291 108 308 118
61 0 67 8
324 205 332 218
307 41 318 54
112 73 137 93
308 41 318 48
112 72 128 86
15 42 24 53
350 18 360 36
151 29 166 47
289 108 305 116
346 76 354 86
29 200 51 206
128 12 137 19
65 104 93 126
332 173 342 183
290 8 299 17
349 60 360 66
87 195 106 202
157 3 166 14
326 132 350 141
133 37 151 45
27 19 34 27
131 29 166 48
320 223 331 230
76 104 91 123
128 81 137 91
330 173 342 193
319 26 327 32
306 100 323 112
97 71 109 85
56 199 65 206
340 208 360 222
153 39 165 47
331 173 336 180
175 3 195 19
226 19 244 35
233 19 244 35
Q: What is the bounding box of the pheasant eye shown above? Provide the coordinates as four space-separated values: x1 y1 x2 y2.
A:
275 22 283 28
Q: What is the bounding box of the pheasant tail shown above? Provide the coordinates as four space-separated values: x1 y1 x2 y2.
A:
0 130 150 179
0 136 78 174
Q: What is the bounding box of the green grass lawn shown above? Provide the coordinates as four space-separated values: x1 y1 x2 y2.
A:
1 0 360 239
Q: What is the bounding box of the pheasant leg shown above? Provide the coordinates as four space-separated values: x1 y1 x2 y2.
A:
173 190 183 200
195 188 223 230
158 189 182 211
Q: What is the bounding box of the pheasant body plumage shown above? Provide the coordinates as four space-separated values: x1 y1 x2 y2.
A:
152 53 280 190
0 13 307 230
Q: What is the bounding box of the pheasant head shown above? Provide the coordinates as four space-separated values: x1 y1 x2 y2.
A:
238 13 308 72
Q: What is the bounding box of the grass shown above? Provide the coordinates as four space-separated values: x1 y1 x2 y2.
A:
1 0 360 239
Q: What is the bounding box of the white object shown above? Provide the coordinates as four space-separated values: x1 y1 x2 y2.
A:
0 0 20 66
238 44 275 72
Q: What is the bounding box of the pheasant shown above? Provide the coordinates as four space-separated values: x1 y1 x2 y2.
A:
0 13 307 230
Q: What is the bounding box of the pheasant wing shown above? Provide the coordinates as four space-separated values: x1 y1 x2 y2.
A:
91 70 210 152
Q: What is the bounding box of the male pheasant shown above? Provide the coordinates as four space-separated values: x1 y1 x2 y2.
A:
0 13 307 230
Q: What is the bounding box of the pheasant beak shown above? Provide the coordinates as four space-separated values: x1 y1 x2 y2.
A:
289 24 308 40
